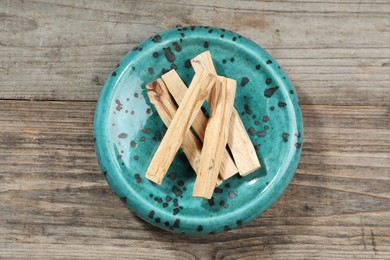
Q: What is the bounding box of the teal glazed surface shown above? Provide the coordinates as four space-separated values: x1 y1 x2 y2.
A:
94 26 303 234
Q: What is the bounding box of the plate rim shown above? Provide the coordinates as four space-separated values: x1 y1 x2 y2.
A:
94 26 304 234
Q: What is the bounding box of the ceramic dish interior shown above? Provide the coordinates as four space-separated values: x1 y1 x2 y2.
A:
94 26 303 234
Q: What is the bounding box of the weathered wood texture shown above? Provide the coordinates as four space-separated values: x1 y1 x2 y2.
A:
0 101 389 259
0 0 389 105
0 0 389 259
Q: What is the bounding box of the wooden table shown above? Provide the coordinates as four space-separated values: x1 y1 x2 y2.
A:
1 1 389 259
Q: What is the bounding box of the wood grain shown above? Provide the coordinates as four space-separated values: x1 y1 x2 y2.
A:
0 0 389 259
191 51 261 176
0 100 389 259
193 77 235 199
146 79 223 186
146 71 215 184
161 70 238 181
0 0 388 105
146 79 202 178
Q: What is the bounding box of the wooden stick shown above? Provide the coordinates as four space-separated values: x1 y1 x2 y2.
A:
146 79 222 186
191 51 261 176
193 77 236 199
190 50 217 74
161 70 238 180
145 70 216 184
146 79 201 173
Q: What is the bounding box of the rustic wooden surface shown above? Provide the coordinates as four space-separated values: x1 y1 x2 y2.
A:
0 0 389 259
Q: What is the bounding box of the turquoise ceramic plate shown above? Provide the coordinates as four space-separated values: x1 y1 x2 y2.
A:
94 26 303 234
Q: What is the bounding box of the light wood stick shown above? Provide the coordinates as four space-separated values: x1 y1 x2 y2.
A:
190 50 217 74
146 79 222 186
193 77 236 199
161 70 238 180
145 70 216 184
191 51 261 176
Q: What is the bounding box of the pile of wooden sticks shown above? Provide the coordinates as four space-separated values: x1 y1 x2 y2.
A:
145 51 260 199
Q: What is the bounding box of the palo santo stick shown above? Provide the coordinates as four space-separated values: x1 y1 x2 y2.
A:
146 79 201 173
145 71 216 184
193 77 236 199
162 70 238 180
191 51 261 176
146 79 222 186
190 50 217 74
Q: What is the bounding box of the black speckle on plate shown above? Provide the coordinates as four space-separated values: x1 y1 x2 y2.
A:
282 132 290 142
241 77 249 87
173 42 182 52
184 59 191 68
264 86 279 98
248 127 256 136
173 219 180 228
214 187 223 193
152 35 162 43
220 200 229 208
163 47 176 62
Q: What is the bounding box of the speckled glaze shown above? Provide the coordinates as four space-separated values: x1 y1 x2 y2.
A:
94 26 303 234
